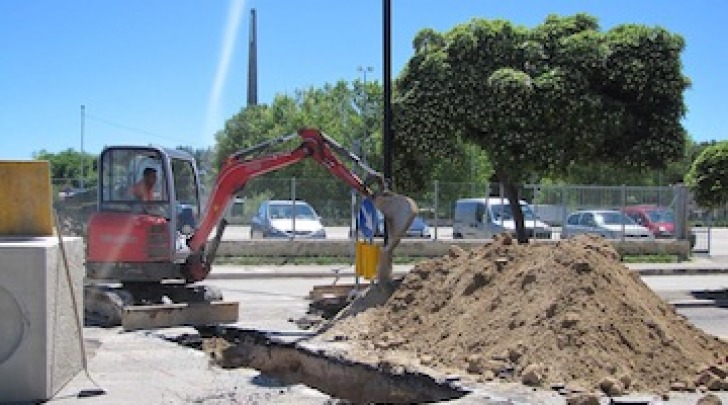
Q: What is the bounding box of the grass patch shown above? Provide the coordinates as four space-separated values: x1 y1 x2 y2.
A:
621 254 681 263
217 254 683 266
215 255 426 266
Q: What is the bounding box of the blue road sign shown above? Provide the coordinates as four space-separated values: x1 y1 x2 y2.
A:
358 198 377 239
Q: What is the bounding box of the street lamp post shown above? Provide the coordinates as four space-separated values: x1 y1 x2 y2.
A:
351 66 374 243
80 105 85 189
357 65 373 162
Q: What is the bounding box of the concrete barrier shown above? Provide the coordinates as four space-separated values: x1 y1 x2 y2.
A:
0 237 84 402
0 161 53 236
216 238 691 261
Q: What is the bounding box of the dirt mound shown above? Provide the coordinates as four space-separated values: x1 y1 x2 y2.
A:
54 188 97 237
317 234 728 394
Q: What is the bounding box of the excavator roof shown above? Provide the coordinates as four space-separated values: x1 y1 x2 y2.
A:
101 144 195 162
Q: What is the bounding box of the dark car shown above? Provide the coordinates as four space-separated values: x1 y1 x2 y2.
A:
371 211 432 239
250 200 326 239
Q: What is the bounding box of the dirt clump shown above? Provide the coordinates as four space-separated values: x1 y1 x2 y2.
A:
316 234 728 394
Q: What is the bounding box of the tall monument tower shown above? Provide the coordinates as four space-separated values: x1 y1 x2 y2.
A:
247 8 258 106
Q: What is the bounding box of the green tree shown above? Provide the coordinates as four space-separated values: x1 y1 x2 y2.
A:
686 141 728 208
214 82 379 221
175 146 216 193
33 148 97 189
393 14 689 243
215 79 493 219
547 136 704 187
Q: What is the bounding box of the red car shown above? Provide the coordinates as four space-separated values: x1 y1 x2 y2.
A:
622 205 675 238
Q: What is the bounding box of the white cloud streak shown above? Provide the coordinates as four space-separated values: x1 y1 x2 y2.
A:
204 0 245 143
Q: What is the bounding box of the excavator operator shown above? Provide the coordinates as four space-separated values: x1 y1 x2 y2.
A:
131 167 157 201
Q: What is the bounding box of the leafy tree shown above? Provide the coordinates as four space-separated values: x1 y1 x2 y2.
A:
686 141 728 208
546 136 706 187
215 79 493 221
393 13 689 243
175 146 216 194
214 82 378 221
33 148 97 190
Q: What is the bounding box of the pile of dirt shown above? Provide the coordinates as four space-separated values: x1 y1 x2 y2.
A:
54 199 95 237
317 234 728 395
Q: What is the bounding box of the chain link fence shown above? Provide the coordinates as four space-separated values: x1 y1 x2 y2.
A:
52 176 726 252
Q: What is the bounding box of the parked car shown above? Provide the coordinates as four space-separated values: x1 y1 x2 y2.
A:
372 211 432 239
452 197 552 239
562 209 654 240
622 204 697 247
622 205 676 238
250 200 326 239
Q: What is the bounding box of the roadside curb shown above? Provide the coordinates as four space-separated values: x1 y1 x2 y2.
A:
670 299 728 308
206 270 402 280
628 267 728 276
206 266 728 280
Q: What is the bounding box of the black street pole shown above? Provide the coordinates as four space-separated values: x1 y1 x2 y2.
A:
247 9 258 106
80 105 85 189
380 0 393 284
383 0 392 186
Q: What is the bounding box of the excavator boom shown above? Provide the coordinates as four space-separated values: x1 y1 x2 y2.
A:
83 128 416 329
182 128 417 282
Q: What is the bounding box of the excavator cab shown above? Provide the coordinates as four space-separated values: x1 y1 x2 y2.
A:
86 146 202 282
84 146 238 330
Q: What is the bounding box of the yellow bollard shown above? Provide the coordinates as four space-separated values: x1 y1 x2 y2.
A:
355 241 363 275
0 161 53 236
355 241 380 280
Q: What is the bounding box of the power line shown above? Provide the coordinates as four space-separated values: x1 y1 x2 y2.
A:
85 113 198 145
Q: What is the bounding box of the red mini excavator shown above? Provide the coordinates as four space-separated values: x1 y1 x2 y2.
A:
84 128 416 330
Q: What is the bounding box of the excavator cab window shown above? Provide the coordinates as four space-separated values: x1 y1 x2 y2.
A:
98 147 169 216
170 158 200 232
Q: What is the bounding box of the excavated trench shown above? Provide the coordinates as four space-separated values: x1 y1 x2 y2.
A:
170 327 469 404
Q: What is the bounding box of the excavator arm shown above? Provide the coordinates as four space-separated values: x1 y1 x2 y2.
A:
182 128 416 282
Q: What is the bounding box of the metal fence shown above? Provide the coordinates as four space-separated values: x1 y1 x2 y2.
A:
52 176 726 252
223 178 722 252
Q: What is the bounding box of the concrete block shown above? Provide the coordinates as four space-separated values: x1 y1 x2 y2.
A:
0 237 84 402
0 161 54 236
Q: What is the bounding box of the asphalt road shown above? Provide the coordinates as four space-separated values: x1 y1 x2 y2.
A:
641 273 728 338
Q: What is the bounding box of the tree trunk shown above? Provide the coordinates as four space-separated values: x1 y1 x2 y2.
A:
497 170 528 244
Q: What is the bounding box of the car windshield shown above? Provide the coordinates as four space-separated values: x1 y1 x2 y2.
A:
270 203 316 219
491 203 538 220
597 212 636 225
646 209 675 223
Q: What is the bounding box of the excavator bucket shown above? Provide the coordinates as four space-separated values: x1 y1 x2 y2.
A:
372 192 418 283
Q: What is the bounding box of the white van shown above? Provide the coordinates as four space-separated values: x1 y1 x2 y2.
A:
453 197 552 239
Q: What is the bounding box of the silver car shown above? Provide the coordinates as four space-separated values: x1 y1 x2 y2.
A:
562 210 654 240
250 200 326 239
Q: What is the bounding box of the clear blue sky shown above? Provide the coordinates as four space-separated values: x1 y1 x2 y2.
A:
1 0 726 160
